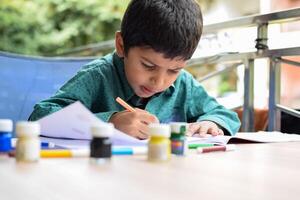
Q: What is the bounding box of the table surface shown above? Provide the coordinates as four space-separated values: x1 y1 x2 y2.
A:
1 142 300 200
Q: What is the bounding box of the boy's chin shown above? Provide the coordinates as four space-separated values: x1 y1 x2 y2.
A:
136 93 153 98
135 90 154 98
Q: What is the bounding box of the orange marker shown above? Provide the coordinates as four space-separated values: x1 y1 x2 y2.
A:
116 97 135 112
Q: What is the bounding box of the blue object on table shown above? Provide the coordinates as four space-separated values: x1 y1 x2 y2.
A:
0 132 12 152
112 147 147 155
41 141 56 149
112 147 134 155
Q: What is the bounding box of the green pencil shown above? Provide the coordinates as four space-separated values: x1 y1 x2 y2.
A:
188 143 214 149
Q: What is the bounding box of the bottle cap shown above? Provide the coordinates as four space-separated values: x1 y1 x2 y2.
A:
91 123 114 138
170 122 187 134
148 124 170 137
16 121 40 137
0 119 13 132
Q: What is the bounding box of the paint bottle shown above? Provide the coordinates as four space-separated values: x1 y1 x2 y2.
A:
148 124 171 162
90 123 113 164
170 122 188 156
15 121 40 162
0 119 13 154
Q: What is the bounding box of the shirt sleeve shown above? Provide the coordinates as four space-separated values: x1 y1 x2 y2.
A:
95 111 118 122
186 73 241 135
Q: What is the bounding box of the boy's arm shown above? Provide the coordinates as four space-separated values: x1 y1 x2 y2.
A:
186 76 241 136
29 98 117 122
29 67 111 122
28 98 74 121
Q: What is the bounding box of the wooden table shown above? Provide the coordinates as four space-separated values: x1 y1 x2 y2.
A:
1 143 300 200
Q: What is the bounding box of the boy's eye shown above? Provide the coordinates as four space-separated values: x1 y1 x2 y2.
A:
142 62 155 70
168 69 180 74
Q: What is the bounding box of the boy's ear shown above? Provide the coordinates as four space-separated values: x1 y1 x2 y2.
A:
115 31 125 58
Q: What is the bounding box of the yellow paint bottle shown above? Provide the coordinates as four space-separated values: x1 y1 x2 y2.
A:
147 124 171 162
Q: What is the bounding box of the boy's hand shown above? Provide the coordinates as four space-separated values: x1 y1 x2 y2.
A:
109 108 159 140
187 121 224 137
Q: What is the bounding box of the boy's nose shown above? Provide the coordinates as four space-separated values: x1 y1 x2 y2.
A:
150 74 164 88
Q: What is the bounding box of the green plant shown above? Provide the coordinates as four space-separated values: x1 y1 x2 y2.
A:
0 0 129 55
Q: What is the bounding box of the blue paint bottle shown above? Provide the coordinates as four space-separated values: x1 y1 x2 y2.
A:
0 119 13 153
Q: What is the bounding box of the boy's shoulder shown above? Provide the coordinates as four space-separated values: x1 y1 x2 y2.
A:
176 69 196 84
173 69 205 92
81 52 115 72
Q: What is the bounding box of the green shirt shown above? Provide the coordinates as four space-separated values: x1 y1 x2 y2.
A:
29 52 240 135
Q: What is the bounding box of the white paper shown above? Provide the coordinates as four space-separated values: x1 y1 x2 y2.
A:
188 131 300 145
38 102 300 148
38 101 146 146
39 131 300 149
186 135 227 145
228 131 300 143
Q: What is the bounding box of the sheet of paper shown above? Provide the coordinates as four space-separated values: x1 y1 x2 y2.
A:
40 131 300 149
186 136 227 145
187 131 300 145
38 101 146 146
188 131 300 145
38 102 300 148
228 131 300 143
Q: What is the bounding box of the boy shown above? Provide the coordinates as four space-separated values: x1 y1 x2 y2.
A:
29 0 240 139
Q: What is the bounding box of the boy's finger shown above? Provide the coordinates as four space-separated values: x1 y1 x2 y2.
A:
198 125 209 137
138 122 152 138
187 123 199 136
135 108 159 124
208 126 219 136
218 129 224 135
138 112 159 124
135 125 149 139
137 130 148 140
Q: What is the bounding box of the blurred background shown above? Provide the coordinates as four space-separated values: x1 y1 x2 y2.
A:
0 0 129 56
1 0 260 56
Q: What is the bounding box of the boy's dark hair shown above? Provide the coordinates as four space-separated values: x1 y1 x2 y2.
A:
121 0 203 60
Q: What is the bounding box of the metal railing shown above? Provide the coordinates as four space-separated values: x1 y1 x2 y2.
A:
190 7 300 132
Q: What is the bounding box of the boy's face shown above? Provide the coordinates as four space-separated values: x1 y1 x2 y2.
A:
123 47 187 98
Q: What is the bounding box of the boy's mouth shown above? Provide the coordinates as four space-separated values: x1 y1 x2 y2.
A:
141 86 156 95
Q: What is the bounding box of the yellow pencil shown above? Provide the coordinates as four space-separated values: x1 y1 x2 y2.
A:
9 148 147 158
40 149 89 158
116 97 135 112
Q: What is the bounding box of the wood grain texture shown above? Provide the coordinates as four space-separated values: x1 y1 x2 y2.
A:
1 143 300 200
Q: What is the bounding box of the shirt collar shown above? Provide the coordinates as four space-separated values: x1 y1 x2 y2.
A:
165 84 175 95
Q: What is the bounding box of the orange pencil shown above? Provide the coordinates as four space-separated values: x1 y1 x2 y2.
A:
116 97 135 112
